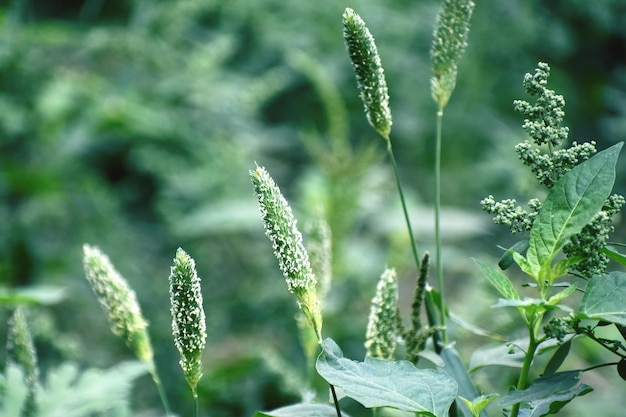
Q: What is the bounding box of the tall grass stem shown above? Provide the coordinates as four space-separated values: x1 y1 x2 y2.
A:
435 110 448 344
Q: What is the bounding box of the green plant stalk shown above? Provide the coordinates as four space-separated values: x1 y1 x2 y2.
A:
149 367 172 417
386 140 421 272
510 314 542 417
192 387 199 417
435 109 448 344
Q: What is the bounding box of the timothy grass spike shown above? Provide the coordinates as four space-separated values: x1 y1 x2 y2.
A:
431 0 475 110
365 268 399 360
82 244 154 363
169 248 207 392
251 165 323 343
343 7 392 140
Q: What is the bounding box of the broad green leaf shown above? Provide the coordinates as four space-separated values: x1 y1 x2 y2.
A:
601 245 626 267
499 371 592 416
316 338 457 416
577 271 626 325
253 403 352 417
473 258 519 300
526 143 622 278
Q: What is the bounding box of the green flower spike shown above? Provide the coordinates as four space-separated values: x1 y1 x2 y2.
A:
82 244 153 363
251 166 323 343
169 248 207 392
343 7 392 140
431 0 475 110
365 268 399 360
7 307 39 417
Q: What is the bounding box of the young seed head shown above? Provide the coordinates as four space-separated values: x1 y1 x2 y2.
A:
343 7 392 140
365 268 399 360
250 166 323 342
169 248 207 391
82 244 154 363
7 307 39 417
430 0 475 109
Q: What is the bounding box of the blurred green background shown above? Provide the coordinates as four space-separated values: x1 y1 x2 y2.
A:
1 0 626 416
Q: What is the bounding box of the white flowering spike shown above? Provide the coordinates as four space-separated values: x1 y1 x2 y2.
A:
82 244 153 363
7 307 39 417
365 268 399 360
251 166 323 343
343 7 392 141
169 248 207 391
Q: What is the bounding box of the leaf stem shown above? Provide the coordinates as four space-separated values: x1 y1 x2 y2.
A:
435 109 448 344
330 384 343 417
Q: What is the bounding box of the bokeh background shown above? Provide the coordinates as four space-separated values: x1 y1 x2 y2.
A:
1 0 626 416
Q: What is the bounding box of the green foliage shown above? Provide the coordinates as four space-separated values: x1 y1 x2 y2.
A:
316 338 457 416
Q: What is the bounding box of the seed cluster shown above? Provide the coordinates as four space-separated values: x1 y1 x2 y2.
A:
343 7 392 140
251 166 323 341
82 244 153 362
169 248 207 390
365 268 399 360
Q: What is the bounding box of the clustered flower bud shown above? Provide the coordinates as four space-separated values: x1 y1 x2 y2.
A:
251 166 323 342
544 316 574 343
430 0 475 110
343 7 392 140
365 268 399 360
482 62 625 279
82 244 153 363
169 248 207 391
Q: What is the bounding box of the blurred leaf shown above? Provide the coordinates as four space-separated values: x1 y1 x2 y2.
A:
543 340 571 377
316 338 457 415
601 245 626 267
0 286 67 306
439 347 483 417
576 271 626 325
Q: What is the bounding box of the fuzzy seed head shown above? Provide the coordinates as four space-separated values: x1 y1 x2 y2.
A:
430 0 475 109
365 268 399 360
251 166 323 341
7 307 39 417
82 244 153 363
169 248 207 390
343 7 392 140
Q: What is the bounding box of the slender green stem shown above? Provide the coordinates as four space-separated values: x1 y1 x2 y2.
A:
192 387 199 417
435 109 447 344
510 318 540 417
386 140 421 270
150 368 172 417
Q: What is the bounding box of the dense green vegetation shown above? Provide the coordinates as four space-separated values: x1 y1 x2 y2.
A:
2 0 626 416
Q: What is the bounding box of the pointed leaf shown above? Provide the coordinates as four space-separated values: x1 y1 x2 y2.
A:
577 271 626 325
473 258 519 300
526 143 622 277
601 245 626 267
316 338 457 416
498 240 529 270
254 403 352 417
543 340 571 377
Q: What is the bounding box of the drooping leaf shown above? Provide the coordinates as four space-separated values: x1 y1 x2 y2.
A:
316 338 457 416
543 340 571 377
253 403 352 417
473 258 519 300
525 142 622 278
498 240 529 270
577 271 626 325
499 371 592 416
0 286 67 306
440 347 484 417
470 342 525 372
